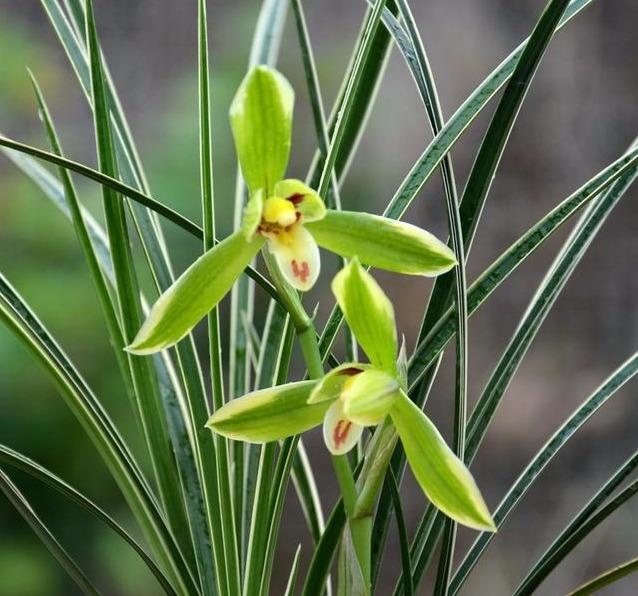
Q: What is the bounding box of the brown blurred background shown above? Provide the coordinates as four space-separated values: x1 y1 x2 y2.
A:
0 1 636 594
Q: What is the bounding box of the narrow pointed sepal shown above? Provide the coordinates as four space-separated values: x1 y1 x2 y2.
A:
126 230 263 354
332 258 397 373
207 381 327 443
390 391 496 532
230 65 293 195
307 210 457 276
323 399 363 455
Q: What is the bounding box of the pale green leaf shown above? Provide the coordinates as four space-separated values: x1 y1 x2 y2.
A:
332 259 397 373
127 231 264 354
207 381 326 442
390 392 495 532
230 65 294 195
307 211 457 276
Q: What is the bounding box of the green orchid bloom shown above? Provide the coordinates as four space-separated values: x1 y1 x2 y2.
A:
208 259 496 532
126 66 456 355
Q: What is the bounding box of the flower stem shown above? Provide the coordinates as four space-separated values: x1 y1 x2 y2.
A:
265 249 371 588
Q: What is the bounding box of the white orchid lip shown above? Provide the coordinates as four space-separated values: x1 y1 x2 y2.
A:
323 398 363 455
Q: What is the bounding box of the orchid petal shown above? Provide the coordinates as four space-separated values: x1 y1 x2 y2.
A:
241 189 264 239
341 368 399 426
274 179 326 222
307 363 368 404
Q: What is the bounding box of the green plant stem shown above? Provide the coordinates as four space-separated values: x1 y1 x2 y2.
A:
289 289 376 591
265 245 375 588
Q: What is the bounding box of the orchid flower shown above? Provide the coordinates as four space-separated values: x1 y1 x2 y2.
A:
127 66 456 355
207 260 495 532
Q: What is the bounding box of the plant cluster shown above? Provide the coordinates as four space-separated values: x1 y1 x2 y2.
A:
0 0 636 595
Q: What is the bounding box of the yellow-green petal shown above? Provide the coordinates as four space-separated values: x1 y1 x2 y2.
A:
307 363 368 404
241 189 264 239
207 381 326 443
127 230 263 354
274 179 326 222
341 368 399 426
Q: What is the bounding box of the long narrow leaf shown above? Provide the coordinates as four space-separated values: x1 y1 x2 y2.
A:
318 0 596 362
0 274 196 594
514 451 638 595
307 0 398 197
466 135 638 462
317 0 387 199
0 445 176 595
0 134 280 304
519 480 638 596
449 352 638 594
388 469 413 596
0 469 101 595
403 138 638 589
407 146 638 390
283 545 303 596
29 72 135 430
196 1 234 593
568 557 638 596
243 309 293 595
1 148 114 284
85 2 195 571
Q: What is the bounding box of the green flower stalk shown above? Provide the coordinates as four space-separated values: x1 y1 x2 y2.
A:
208 259 496 533
126 66 456 355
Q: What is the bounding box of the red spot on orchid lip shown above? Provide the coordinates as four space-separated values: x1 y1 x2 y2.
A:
286 193 305 205
339 367 363 377
292 259 310 283
333 419 353 449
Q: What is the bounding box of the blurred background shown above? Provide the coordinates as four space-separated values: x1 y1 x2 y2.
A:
0 0 636 594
